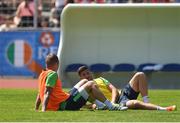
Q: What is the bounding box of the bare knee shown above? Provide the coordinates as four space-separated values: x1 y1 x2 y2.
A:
129 72 146 91
84 81 96 91
135 72 145 78
85 81 93 87
81 79 88 83
134 72 146 84
76 79 88 87
126 100 141 109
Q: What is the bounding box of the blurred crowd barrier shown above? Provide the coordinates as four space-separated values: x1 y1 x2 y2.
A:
0 0 60 30
0 0 179 31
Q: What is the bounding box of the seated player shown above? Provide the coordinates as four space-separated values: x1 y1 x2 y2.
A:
35 54 125 111
76 66 176 111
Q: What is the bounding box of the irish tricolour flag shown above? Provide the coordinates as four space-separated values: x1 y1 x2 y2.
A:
7 40 32 67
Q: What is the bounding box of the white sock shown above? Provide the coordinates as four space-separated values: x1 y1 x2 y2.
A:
74 84 79 89
157 106 166 111
78 88 89 100
103 99 113 108
94 100 104 107
142 96 149 103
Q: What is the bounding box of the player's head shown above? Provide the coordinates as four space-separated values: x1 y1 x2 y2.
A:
45 53 59 71
78 66 93 80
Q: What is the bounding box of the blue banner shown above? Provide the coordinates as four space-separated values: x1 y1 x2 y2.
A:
0 30 60 77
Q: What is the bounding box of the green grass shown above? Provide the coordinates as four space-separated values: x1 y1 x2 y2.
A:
0 89 179 122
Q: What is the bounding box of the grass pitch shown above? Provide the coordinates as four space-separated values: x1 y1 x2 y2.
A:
0 89 179 122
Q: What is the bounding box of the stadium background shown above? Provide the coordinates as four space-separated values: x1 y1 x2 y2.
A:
0 0 180 89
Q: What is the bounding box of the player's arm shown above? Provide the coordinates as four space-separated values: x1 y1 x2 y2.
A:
42 86 53 112
108 83 119 103
35 93 41 111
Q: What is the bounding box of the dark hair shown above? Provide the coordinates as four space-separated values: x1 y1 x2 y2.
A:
45 53 59 68
77 66 88 76
66 0 74 3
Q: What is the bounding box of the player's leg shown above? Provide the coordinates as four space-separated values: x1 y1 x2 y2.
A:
69 79 108 110
129 72 149 103
69 79 88 95
74 79 88 89
126 100 176 111
60 80 97 110
78 81 123 110
126 100 156 109
78 81 110 106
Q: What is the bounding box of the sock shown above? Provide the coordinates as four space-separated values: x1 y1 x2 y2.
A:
142 96 149 103
74 85 79 89
78 88 89 100
94 100 104 108
103 99 113 108
69 87 77 95
157 106 166 111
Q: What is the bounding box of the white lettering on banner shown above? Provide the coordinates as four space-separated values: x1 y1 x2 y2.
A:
38 47 58 59
49 47 58 55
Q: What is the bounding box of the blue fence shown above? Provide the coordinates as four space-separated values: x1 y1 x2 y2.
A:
0 30 60 77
